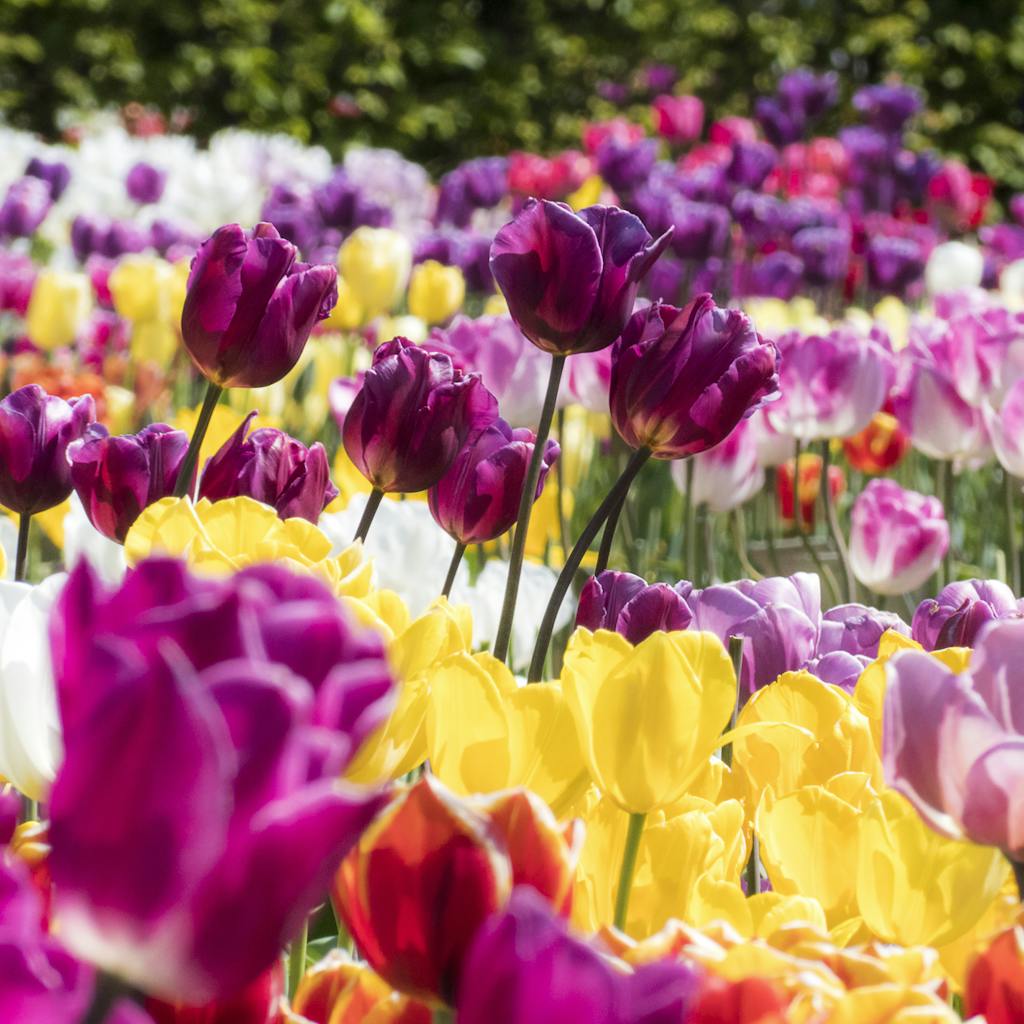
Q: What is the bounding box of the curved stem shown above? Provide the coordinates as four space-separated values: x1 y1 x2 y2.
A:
943 461 956 585
555 408 570 559
353 488 385 544
493 355 566 664
595 489 627 575
820 441 856 602
527 446 652 682
173 380 223 498
613 811 646 931
441 542 466 598
1006 472 1021 594
14 512 31 583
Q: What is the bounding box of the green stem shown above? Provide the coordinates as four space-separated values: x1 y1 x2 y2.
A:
933 460 947 590
287 918 308 998
595 489 627 575
83 973 140 1024
555 408 570 559
172 380 223 498
943 461 956 585
820 441 856 602
722 634 745 768
527 446 652 682
684 458 696 582
433 1008 454 1024
441 542 467 598
1011 856 1024 902
763 466 781 575
613 811 647 931
794 440 840 604
14 512 31 583
1006 472 1021 594
745 835 762 897
353 487 385 543
493 355 566 664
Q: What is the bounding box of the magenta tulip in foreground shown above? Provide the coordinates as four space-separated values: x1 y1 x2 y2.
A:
884 618 1024 859
848 479 949 596
181 222 338 389
47 559 393 1003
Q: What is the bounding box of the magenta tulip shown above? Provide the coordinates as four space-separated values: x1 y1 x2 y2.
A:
576 571 692 644
912 579 1024 651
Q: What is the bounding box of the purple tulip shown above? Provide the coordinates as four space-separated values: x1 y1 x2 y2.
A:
260 184 320 254
428 418 558 545
849 480 949 596
596 137 659 194
817 602 910 658
726 140 776 190
343 337 498 493
807 650 870 693
125 161 167 205
69 424 191 543
181 222 338 389
0 384 101 515
24 156 71 200
71 215 150 261
667 199 730 262
457 888 700 1024
415 228 493 293
609 294 780 459
755 96 803 148
777 68 838 121
853 83 922 135
912 579 1024 651
866 235 925 295
884 618 1024 858
747 251 804 300
198 412 338 523
984 377 1024 478
314 169 391 233
576 570 693 644
0 177 52 239
765 327 894 441
48 558 394 1003
732 190 784 247
793 226 851 285
489 200 672 356
436 157 509 228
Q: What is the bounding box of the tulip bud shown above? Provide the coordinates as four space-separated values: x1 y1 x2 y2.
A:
490 199 671 356
0 384 101 515
25 157 71 201
125 161 167 205
24 269 94 351
182 222 338 389
342 338 498 494
69 424 191 542
609 296 779 459
338 227 413 322
427 418 557 544
198 412 338 523
407 260 466 325
0 177 52 239
849 480 949 596
576 570 692 644
965 925 1024 1024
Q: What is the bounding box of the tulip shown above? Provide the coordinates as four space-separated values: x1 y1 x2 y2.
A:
69 424 191 543
338 227 413 322
853 83 922 134
48 559 394 1002
652 94 704 145
407 260 466 325
984 376 1024 478
965 925 1024 1024
849 480 949 596
912 579 1023 652
0 176 52 238
575 571 692 644
144 963 283 1023
816 603 909 659
747 252 803 300
198 412 338 523
125 161 168 205
24 156 71 200
490 199 671 357
924 240 984 295
792 226 850 286
342 338 498 538
866 235 925 295
24 268 93 351
842 409 909 474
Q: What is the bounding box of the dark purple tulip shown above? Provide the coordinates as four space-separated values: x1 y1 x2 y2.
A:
668 199 730 262
314 169 391 233
260 184 319 254
732 190 784 247
69 424 191 543
726 140 776 190
911 579 1024 651
25 156 71 200
48 558 393 1003
780 196 840 236
867 235 925 295
778 68 838 122
71 215 150 261
645 255 686 303
853 83 922 135
595 137 658 194
576 570 693 644
343 337 498 493
125 161 167 205
793 226 851 285
436 157 509 228
457 888 700 1024
428 418 558 545
0 177 52 239
641 62 679 95
198 412 338 523
748 251 803 300
755 95 803 148
415 228 493 293
817 603 910 659
149 217 197 257
0 384 100 515
181 222 338 389
609 295 780 459
489 199 672 356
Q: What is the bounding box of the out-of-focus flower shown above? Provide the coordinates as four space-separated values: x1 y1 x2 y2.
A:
342 338 497 494
842 409 909 474
48 558 393 1002
182 222 338 389
924 240 984 295
68 424 190 543
673 419 764 512
652 94 704 145
0 384 100 516
609 295 779 459
0 176 52 238
489 199 671 356
849 480 949 596
561 628 736 813
747 252 804 301
198 411 337 523
595 137 658 194
928 159 993 232
793 226 850 286
108 255 188 366
144 963 283 1023
338 227 413 322
853 82 922 134
912 579 1024 651
24 269 93 351
576 571 692 644
984 376 1024 477
24 155 71 200
428 418 558 545
965 925 1024 1023
407 260 465 325
884 618 1024 859
866 236 925 295
125 160 167 205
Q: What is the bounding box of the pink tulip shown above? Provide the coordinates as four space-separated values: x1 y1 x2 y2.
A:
984 377 1024 478
651 94 704 145
671 418 764 512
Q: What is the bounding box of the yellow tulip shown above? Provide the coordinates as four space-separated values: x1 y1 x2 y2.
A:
375 314 428 345
483 293 509 316
567 175 604 210
326 274 365 331
562 628 737 814
108 255 173 323
338 227 412 322
407 260 465 325
24 269 92 350
873 296 912 350
826 984 959 1024
856 790 1009 948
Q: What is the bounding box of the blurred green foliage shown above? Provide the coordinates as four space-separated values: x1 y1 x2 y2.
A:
3 0 1024 184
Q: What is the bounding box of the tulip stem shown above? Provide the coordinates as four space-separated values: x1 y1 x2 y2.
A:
683 459 698 583
745 836 762 897
83 972 141 1024
819 441 856 602
353 488 385 543
287 918 308 998
613 811 646 931
14 512 31 582
172 380 223 498
722 635 745 768
1006 472 1021 594
493 355 566 665
794 440 840 604
1010 856 1024 902
556 408 571 559
595 489 627 575
433 1009 454 1024
441 542 466 598
527 446 652 682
